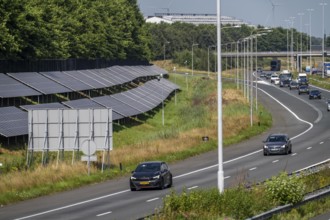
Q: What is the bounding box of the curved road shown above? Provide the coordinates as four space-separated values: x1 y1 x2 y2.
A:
1 75 330 220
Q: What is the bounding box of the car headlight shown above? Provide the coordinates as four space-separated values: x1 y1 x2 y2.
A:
131 176 136 180
264 145 268 149
152 175 160 180
281 145 286 148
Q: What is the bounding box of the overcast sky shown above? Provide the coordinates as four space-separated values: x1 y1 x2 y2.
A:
137 0 329 38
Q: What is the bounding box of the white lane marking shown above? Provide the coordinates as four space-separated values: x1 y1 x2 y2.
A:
291 153 297 156
14 190 130 220
249 167 257 171
224 176 231 179
258 87 314 140
260 82 323 124
272 160 279 163
146 198 159 202
320 142 324 145
307 147 312 150
188 186 199 190
97 211 112 217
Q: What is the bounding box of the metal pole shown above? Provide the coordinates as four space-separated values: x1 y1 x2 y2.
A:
307 9 313 70
236 41 239 89
250 37 253 127
217 0 224 193
321 3 327 78
298 13 304 72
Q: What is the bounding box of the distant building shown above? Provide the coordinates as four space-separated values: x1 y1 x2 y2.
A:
145 13 251 27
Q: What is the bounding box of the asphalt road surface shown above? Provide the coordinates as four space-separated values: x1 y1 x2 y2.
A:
1 74 330 220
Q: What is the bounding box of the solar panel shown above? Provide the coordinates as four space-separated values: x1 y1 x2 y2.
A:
40 71 90 91
76 70 110 88
131 87 160 107
125 89 155 110
0 106 28 137
7 72 71 95
0 73 42 98
112 93 149 113
20 103 68 111
62 98 105 109
83 69 115 87
93 96 142 117
102 68 131 85
94 68 126 85
109 66 137 79
61 70 105 89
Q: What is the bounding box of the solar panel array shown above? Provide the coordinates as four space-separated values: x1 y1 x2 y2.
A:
0 106 28 137
0 73 42 98
7 72 72 95
1 65 179 138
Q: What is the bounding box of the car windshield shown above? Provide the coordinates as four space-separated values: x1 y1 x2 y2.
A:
135 163 160 172
267 135 286 142
310 90 319 94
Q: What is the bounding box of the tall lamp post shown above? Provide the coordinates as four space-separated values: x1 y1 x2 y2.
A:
289 17 295 71
192 43 199 76
284 19 290 70
320 3 327 78
163 41 170 61
157 74 164 126
298 12 304 72
307 8 314 70
216 0 224 193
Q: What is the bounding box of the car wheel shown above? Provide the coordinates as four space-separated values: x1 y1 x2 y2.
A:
285 147 289 155
289 147 292 154
130 187 136 191
263 150 268 156
168 175 173 188
159 178 165 190
299 92 301 95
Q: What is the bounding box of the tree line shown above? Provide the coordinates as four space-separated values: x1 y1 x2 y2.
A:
146 22 330 71
1 0 328 69
0 0 150 61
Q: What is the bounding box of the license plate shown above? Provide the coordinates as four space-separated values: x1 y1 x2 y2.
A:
140 181 149 185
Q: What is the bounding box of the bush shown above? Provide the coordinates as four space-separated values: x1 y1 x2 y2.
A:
265 172 305 205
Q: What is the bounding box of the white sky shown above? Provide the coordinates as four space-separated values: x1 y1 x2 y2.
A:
137 0 330 38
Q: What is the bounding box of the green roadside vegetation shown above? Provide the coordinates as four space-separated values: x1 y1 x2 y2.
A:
0 67 272 206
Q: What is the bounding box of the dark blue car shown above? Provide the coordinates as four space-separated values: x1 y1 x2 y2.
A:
309 89 321 99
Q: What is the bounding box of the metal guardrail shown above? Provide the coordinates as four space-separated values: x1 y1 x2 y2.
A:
246 159 330 220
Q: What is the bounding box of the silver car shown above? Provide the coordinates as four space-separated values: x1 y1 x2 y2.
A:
327 99 330 112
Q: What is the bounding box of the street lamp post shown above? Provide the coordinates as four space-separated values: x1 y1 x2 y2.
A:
157 74 164 126
307 8 314 70
163 41 170 61
298 12 304 72
192 43 199 76
284 19 290 70
320 3 327 78
289 17 295 71
216 0 224 193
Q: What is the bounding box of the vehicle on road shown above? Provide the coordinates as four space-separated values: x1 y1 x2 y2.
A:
265 72 272 79
327 99 330 111
298 85 309 95
270 60 281 71
289 80 299 90
309 89 322 99
263 134 292 156
279 70 292 87
130 161 173 191
297 73 309 85
270 74 280 84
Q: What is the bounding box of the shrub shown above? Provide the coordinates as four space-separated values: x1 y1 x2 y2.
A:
265 172 305 205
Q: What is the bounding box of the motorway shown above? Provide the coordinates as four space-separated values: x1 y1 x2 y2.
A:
1 73 330 220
